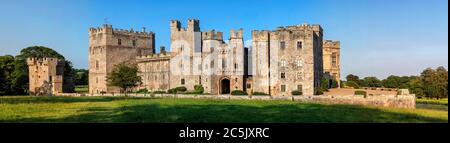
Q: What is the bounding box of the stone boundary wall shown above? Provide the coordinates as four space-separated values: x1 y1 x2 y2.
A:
56 93 416 109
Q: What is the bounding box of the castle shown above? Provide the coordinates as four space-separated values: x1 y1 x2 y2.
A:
85 19 340 96
27 57 65 96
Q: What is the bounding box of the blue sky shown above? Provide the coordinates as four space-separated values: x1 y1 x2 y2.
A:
0 0 447 79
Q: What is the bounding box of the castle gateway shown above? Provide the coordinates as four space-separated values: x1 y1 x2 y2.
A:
88 20 340 96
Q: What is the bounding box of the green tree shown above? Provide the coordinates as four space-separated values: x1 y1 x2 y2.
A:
106 63 142 93
0 55 16 95
346 74 359 82
407 76 425 98
74 69 89 85
363 77 382 87
382 75 401 88
345 81 359 89
194 85 204 94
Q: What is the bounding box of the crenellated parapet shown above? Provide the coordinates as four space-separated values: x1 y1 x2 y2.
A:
323 40 340 49
136 53 172 62
251 30 270 41
230 29 243 39
170 19 200 32
27 57 65 66
89 24 154 38
202 30 223 41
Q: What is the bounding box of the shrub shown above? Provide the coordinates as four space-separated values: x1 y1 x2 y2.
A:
355 90 367 97
346 81 359 89
231 90 248 96
252 92 268 96
167 88 177 94
176 86 187 92
194 85 204 94
153 91 165 94
135 88 149 94
291 90 303 95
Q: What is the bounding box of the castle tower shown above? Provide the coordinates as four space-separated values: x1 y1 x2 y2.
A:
88 24 155 94
27 57 64 96
251 24 324 96
323 40 341 87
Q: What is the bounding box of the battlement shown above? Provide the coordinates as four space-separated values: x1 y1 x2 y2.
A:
323 40 340 48
275 23 322 32
136 53 172 62
170 19 200 32
252 30 270 40
230 29 243 39
27 57 64 66
202 30 223 41
89 24 154 37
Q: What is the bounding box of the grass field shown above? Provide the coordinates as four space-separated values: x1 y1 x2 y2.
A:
0 96 447 123
74 85 88 93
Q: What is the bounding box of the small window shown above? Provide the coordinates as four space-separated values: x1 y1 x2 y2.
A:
211 60 214 68
297 41 302 49
297 72 303 80
281 85 286 92
246 84 251 89
181 79 185 85
235 78 238 82
234 63 237 69
281 60 286 67
118 39 122 45
281 72 286 79
280 41 285 49
332 53 337 67
296 59 303 67
222 59 226 69
133 40 137 46
96 60 99 70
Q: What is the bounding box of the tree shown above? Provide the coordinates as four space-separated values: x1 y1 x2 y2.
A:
74 69 89 85
382 75 401 88
0 55 16 95
106 63 142 93
363 77 382 87
421 67 448 99
346 74 359 83
345 81 359 89
407 76 425 98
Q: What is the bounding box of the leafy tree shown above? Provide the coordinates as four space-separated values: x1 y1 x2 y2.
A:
194 85 204 94
363 77 382 87
0 55 16 95
345 81 359 89
346 74 359 83
320 77 330 93
331 80 339 88
106 63 142 93
382 75 401 88
74 69 89 85
407 76 425 98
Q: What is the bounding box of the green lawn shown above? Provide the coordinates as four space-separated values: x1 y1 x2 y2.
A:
0 96 447 123
74 85 88 93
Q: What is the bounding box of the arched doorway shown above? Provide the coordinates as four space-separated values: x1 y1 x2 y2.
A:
220 78 231 94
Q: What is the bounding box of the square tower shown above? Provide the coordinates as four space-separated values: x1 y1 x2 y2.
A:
88 24 155 94
27 57 64 96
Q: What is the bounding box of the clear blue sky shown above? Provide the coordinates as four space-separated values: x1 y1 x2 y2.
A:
0 0 447 79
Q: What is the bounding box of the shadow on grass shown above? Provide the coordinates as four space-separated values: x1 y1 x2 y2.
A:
0 96 134 104
4 100 447 123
